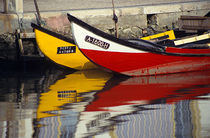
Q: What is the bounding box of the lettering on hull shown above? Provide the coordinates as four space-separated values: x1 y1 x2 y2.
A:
57 46 76 54
85 35 110 49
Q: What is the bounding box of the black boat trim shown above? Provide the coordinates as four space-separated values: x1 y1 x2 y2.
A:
31 23 75 44
164 52 210 57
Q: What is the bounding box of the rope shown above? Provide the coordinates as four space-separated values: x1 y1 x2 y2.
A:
112 0 118 38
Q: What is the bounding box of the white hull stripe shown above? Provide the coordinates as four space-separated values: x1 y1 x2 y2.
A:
72 23 147 53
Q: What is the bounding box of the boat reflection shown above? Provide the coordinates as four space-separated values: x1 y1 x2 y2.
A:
37 69 112 119
77 71 210 137
87 71 210 111
36 70 210 138
36 69 112 137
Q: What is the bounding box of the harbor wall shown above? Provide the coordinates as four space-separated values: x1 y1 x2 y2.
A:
0 0 210 60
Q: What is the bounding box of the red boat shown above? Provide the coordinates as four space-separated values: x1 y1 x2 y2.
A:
68 14 210 76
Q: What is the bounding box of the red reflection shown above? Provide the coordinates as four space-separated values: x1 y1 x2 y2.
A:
86 71 210 111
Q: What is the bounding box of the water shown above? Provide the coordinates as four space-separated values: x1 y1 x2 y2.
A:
0 61 210 138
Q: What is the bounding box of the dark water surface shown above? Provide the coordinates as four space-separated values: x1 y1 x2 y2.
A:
0 61 210 138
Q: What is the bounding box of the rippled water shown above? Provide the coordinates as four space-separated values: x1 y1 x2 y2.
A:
0 61 210 138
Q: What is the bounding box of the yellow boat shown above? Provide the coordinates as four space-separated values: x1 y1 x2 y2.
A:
31 23 97 70
37 69 112 119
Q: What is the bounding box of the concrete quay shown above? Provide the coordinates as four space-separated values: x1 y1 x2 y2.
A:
0 0 210 60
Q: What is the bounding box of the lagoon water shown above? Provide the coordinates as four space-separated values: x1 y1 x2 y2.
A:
0 61 210 138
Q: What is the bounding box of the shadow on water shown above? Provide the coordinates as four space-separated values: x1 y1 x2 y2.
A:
0 58 75 95
0 62 210 138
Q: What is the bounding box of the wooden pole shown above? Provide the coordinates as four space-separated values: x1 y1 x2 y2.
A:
111 0 118 38
34 0 42 25
16 29 24 56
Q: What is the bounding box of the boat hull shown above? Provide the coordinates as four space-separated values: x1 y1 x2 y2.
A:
82 49 210 76
32 23 97 70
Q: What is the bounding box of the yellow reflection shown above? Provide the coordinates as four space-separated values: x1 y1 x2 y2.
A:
37 69 112 119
